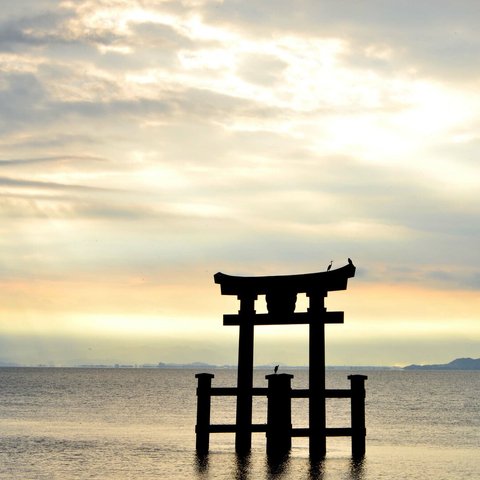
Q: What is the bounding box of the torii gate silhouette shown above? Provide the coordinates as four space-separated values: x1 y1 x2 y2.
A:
195 260 366 458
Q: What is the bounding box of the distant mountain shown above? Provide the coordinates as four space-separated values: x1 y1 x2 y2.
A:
404 357 480 370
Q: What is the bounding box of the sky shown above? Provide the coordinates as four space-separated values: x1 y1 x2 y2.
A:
0 0 479 367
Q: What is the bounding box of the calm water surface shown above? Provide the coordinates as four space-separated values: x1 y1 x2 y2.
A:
0 368 478 479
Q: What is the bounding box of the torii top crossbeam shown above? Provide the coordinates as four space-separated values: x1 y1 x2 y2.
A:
214 262 356 296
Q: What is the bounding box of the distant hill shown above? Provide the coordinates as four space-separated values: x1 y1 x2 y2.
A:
404 357 480 370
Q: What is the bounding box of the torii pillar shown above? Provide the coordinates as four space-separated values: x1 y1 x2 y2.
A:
307 289 330 457
235 292 256 453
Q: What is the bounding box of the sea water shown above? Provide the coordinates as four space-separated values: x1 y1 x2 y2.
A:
0 368 478 479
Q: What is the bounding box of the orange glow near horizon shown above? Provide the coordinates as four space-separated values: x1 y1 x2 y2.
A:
2 277 479 347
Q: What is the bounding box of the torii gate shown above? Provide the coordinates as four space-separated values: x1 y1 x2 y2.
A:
195 260 366 458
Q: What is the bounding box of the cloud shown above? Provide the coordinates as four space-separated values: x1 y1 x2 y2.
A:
0 154 107 168
236 53 288 86
0 73 48 132
0 9 71 51
200 0 480 84
130 20 194 49
0 175 115 192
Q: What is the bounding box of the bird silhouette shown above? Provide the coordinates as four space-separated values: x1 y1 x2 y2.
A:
274 365 279 374
327 260 333 271
348 257 353 265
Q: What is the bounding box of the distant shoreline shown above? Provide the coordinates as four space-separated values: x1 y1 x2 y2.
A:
1 357 478 370
0 363 399 370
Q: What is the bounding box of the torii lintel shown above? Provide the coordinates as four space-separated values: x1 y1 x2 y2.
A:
214 262 356 297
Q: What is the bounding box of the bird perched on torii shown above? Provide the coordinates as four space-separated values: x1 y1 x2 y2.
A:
274 365 279 374
327 258 353 271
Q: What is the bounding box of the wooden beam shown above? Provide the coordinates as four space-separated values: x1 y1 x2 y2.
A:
292 428 352 437
210 387 269 396
210 387 352 398
291 388 352 398
223 311 344 326
210 424 267 433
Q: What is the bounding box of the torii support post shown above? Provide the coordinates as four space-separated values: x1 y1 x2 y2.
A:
235 294 257 454
265 373 294 456
195 373 214 454
348 374 368 458
308 292 327 458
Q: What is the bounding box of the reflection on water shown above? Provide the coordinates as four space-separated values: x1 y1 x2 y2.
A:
350 457 366 480
308 458 325 479
308 457 365 480
194 452 209 476
194 452 366 480
266 453 290 479
235 453 251 480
